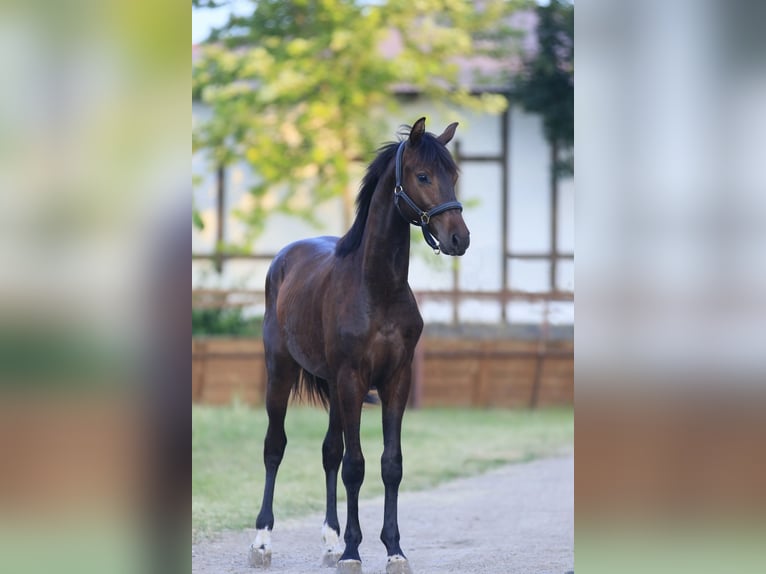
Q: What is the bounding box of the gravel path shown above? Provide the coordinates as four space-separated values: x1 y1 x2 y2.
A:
192 454 573 574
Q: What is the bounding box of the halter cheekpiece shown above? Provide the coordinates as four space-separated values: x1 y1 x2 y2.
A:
393 140 463 254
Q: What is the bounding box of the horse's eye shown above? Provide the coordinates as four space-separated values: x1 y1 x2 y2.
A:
417 173 429 184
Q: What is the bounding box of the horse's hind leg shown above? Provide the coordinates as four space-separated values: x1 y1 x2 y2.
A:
321 392 344 566
249 353 298 568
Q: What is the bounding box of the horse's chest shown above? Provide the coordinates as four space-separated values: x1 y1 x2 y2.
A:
367 310 421 363
330 296 422 375
371 324 407 353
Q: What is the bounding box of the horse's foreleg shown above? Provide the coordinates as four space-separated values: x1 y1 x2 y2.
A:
321 394 344 566
379 370 413 574
337 370 366 573
250 356 297 568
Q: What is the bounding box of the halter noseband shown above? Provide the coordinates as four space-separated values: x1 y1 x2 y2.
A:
393 140 463 254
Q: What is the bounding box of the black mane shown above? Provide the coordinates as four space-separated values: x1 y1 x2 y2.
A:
335 130 458 257
335 141 398 257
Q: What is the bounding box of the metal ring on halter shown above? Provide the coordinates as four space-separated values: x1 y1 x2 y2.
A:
420 212 430 225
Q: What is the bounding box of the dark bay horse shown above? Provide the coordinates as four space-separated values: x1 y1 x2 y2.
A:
249 118 470 574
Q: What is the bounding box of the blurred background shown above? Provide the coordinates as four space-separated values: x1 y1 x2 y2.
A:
576 0 766 572
0 1 189 574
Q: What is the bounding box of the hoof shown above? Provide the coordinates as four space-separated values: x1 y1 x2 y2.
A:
336 559 362 574
248 545 272 568
322 550 341 567
249 528 272 568
386 555 412 574
321 521 342 567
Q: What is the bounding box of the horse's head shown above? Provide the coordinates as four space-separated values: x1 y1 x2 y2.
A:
396 117 470 256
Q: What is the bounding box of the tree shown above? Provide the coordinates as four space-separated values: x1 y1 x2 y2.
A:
514 0 573 175
192 0 522 246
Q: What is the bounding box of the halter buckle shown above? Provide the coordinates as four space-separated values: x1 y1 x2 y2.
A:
420 212 430 225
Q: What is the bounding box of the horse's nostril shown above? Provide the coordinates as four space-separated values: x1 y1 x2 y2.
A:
451 233 459 246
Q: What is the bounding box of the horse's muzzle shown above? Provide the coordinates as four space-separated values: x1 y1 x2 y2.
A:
441 230 470 256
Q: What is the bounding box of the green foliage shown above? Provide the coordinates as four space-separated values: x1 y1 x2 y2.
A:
192 0 522 244
192 1 226 8
514 0 573 173
192 190 205 230
192 307 263 337
192 208 205 230
192 404 573 536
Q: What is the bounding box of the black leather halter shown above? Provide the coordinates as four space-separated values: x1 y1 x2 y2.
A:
393 140 463 254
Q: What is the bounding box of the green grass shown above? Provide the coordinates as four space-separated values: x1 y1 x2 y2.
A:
192 402 573 538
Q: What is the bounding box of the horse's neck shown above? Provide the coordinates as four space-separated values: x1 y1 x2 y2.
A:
360 174 412 293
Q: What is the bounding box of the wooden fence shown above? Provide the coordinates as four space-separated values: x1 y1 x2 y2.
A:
192 336 572 408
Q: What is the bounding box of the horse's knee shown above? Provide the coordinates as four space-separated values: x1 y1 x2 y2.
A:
322 432 343 471
264 431 286 452
341 452 365 489
264 431 287 469
381 452 402 488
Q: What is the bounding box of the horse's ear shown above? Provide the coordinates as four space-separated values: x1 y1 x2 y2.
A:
409 117 426 146
437 122 459 145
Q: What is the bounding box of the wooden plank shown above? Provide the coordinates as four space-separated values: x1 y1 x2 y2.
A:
202 338 263 355
420 356 478 407
473 347 491 407
192 340 207 403
201 356 263 405
190 337 573 408
485 360 537 408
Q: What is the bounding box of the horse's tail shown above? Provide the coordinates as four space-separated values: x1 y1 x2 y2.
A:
293 369 331 408
292 370 379 408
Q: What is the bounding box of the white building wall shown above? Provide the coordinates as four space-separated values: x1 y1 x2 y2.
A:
192 100 573 325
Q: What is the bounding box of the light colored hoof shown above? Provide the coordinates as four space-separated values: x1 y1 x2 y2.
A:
336 559 362 574
322 550 341 567
248 545 272 568
386 555 412 574
321 522 342 567
249 528 272 568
